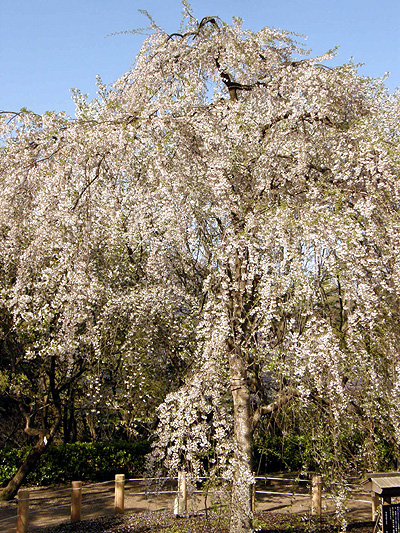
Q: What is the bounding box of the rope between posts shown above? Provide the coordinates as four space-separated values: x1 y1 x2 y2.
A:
0 515 16 524
188 490 310 496
127 477 176 482
27 501 72 516
82 495 114 504
255 491 310 497
128 490 177 495
29 490 112 503
27 479 114 500
28 486 72 497
81 480 115 489
254 477 311 483
329 481 360 487
81 489 112 496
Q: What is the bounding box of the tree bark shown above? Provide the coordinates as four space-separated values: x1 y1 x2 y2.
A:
229 349 253 533
226 241 254 533
0 417 60 501
63 389 77 443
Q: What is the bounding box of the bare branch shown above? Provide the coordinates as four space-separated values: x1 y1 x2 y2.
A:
72 154 107 210
252 390 301 429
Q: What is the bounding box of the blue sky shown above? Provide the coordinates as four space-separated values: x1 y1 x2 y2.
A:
1 0 399 116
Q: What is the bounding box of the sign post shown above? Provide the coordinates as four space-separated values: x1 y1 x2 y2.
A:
383 503 400 533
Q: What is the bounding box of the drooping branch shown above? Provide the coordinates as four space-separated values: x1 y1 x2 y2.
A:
252 389 301 429
72 154 107 210
22 410 46 439
261 110 350 138
167 16 220 41
215 58 254 102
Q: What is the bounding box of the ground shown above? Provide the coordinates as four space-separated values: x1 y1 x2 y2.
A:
29 511 376 532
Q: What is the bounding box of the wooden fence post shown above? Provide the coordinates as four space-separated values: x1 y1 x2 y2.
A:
175 470 187 515
311 475 322 517
251 473 256 512
16 489 29 533
115 474 125 514
371 492 380 521
71 481 82 523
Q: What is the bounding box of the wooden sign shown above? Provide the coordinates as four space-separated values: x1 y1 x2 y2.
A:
383 504 400 533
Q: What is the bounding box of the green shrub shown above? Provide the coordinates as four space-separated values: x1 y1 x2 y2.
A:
253 429 398 476
253 434 311 473
0 447 31 486
0 440 151 486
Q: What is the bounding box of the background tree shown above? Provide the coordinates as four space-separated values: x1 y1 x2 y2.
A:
0 108 199 499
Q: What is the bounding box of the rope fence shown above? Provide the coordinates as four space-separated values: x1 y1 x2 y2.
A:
2 472 376 533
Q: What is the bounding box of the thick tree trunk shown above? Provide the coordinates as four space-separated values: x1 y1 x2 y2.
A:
226 239 254 533
0 440 47 501
229 350 253 533
220 203 262 532
0 417 60 501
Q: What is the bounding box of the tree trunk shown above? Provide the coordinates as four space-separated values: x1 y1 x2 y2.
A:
63 389 77 443
229 349 254 533
0 417 60 501
226 241 254 533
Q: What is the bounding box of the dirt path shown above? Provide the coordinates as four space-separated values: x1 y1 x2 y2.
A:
0 478 373 532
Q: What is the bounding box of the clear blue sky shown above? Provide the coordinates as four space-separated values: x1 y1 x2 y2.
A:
1 0 399 116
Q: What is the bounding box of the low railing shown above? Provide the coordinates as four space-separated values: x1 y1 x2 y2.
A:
0 473 374 533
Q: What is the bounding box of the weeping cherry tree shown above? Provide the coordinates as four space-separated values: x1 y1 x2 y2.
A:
1 8 399 532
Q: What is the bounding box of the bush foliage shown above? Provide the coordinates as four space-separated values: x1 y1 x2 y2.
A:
0 440 150 486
